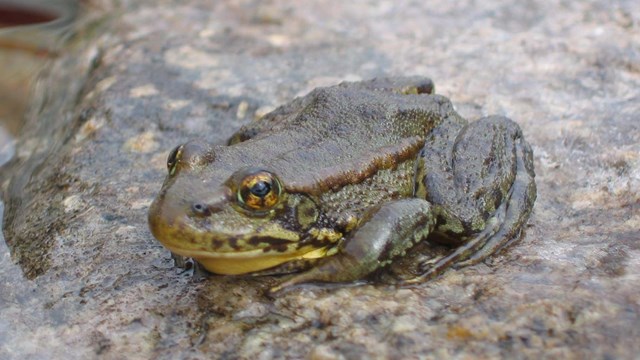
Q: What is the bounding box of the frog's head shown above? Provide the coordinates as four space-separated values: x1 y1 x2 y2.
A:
148 140 330 275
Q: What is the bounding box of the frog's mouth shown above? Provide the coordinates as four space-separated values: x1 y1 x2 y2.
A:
149 193 328 275
152 221 328 275
163 242 330 275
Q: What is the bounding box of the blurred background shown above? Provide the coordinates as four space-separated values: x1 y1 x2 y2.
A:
0 0 78 168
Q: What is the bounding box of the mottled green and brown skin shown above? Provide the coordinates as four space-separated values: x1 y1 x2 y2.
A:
148 77 536 291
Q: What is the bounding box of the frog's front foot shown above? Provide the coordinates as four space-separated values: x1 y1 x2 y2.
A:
269 199 436 293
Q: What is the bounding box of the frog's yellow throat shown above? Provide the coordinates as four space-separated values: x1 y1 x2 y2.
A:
165 244 331 275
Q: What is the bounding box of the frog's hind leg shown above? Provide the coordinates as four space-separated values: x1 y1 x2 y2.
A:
403 115 536 284
455 135 536 266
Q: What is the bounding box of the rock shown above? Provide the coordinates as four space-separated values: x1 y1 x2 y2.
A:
1 0 639 358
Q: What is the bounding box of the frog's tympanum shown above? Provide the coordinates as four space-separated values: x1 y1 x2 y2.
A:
148 77 536 291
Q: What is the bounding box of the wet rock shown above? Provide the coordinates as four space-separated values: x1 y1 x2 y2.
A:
1 0 639 358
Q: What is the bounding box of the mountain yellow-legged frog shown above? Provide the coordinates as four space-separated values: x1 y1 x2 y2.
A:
148 77 536 291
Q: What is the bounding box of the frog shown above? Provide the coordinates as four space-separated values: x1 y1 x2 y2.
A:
148 76 536 292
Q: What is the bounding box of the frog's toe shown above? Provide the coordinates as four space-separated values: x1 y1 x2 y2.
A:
268 274 303 295
401 225 497 284
267 265 360 294
267 256 357 294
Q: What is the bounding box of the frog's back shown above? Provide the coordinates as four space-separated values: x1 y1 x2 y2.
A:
223 78 457 194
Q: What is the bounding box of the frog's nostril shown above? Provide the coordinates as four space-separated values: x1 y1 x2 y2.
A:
191 203 211 217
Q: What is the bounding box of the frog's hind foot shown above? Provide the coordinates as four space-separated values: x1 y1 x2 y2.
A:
454 135 536 267
401 116 536 285
402 199 506 285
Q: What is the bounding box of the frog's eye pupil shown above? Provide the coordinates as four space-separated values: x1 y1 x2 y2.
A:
237 170 281 211
250 181 271 198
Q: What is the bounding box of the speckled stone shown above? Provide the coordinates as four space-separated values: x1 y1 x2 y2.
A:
1 0 639 359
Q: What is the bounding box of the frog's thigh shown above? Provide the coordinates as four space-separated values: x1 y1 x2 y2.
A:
421 116 535 267
457 125 536 266
270 199 436 292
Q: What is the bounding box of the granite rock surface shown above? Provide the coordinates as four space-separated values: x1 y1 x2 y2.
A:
1 0 639 358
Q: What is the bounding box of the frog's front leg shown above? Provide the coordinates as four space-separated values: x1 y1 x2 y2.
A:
270 198 436 293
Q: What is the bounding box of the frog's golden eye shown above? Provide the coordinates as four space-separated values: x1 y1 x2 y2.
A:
237 171 282 211
167 145 183 175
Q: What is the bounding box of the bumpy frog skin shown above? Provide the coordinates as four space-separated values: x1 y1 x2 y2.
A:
148 77 536 291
